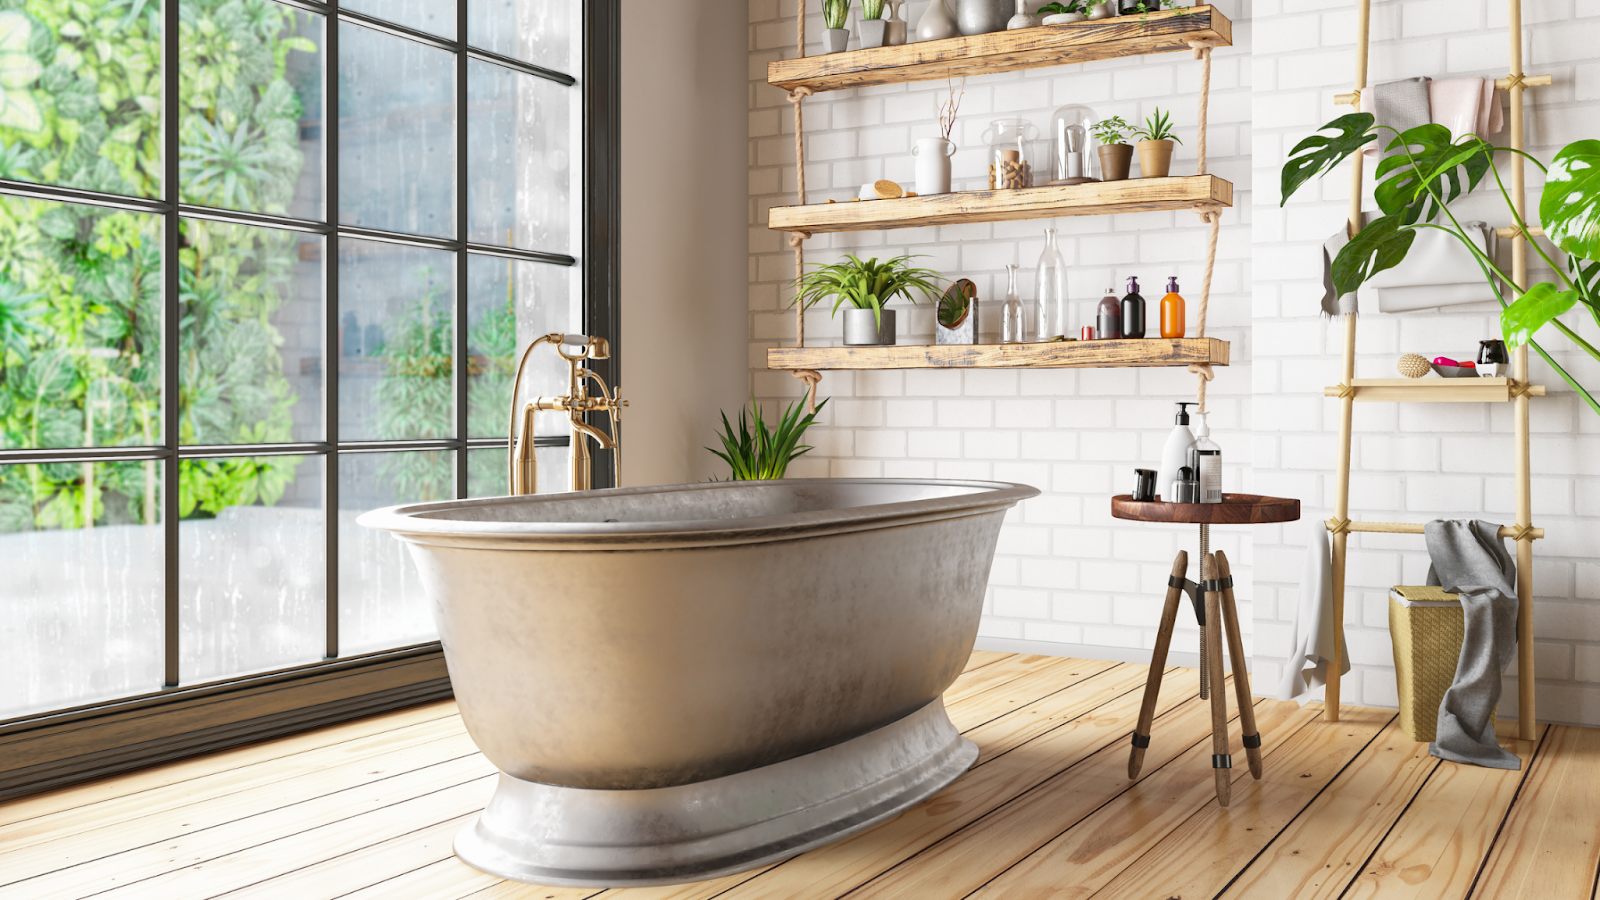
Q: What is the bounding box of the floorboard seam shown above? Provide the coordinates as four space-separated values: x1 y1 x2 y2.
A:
954 661 1128 736
1462 724 1553 900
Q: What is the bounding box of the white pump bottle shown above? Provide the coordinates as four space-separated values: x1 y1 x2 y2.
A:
1189 410 1223 504
1156 402 1196 502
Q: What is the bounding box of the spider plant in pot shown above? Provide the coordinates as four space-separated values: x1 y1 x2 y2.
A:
859 0 888 47
708 396 828 480
793 254 945 346
1281 118 1600 419
1135 108 1182 178
822 0 852 52
1091 115 1134 182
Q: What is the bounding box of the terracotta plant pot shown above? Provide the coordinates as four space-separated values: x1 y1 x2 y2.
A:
1137 139 1175 178
1096 143 1132 181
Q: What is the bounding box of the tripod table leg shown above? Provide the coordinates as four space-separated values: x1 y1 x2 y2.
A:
1215 550 1262 780
1130 550 1189 780
1203 552 1231 807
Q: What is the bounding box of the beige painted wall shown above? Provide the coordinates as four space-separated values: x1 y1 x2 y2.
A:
619 0 750 486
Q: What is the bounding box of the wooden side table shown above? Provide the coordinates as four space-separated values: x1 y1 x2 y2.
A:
1110 493 1300 807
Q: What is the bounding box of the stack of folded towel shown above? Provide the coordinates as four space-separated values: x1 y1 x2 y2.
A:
1366 76 1504 158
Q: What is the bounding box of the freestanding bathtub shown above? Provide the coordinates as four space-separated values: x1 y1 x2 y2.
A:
359 478 1039 887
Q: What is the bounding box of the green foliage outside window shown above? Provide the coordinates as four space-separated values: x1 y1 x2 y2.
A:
0 0 314 529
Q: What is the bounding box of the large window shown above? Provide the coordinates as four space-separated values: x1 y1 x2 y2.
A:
0 0 606 721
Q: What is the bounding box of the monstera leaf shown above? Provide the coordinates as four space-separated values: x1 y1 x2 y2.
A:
1330 213 1417 297
1373 125 1494 226
1501 282 1581 349
1280 113 1375 206
1540 140 1600 263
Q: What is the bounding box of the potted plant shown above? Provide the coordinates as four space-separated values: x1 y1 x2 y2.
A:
1281 118 1600 418
936 279 979 345
708 397 828 480
1092 115 1133 182
1134 108 1183 178
1037 0 1086 24
823 0 851 52
860 0 888 47
793 254 945 346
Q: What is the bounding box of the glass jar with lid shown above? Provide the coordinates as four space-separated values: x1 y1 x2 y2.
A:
984 118 1038 190
1047 105 1099 184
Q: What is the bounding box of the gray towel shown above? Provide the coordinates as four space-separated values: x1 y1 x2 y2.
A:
1320 212 1375 316
1424 519 1520 770
1369 77 1432 160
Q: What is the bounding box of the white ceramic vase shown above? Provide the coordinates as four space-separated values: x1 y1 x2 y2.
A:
915 0 959 40
913 137 956 195
1006 0 1038 28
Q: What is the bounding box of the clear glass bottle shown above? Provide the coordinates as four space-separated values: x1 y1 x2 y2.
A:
1034 229 1067 340
1001 264 1026 343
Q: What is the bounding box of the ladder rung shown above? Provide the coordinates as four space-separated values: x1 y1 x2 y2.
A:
1325 518 1543 540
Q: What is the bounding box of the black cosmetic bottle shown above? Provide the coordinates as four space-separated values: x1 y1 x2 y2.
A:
1120 276 1146 339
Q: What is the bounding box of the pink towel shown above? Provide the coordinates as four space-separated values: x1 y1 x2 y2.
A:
1428 77 1503 141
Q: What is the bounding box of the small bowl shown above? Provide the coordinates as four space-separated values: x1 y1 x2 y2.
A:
1043 12 1086 24
1431 363 1478 378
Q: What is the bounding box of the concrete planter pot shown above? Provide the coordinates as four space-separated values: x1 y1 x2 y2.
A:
859 18 888 48
842 308 896 346
1097 143 1133 181
1042 12 1086 23
822 28 850 53
1137 139 1175 178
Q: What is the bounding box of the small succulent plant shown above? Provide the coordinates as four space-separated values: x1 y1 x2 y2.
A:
1135 108 1184 144
823 0 852 29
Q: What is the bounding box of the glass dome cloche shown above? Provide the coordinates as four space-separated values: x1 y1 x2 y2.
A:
1048 105 1099 185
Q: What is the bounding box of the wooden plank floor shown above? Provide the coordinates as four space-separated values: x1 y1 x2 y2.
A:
1 651 1592 900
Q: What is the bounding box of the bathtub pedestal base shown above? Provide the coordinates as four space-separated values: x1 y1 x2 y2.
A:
455 698 976 887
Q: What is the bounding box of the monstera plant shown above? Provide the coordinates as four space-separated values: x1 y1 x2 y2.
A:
1281 116 1600 418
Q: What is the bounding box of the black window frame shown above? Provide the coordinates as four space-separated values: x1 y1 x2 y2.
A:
0 0 620 800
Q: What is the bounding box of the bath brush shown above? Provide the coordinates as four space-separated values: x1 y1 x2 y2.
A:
1396 353 1430 378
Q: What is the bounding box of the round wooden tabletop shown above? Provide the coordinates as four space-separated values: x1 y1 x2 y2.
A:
1110 493 1301 525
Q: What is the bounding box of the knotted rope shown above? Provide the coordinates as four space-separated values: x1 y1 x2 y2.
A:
785 5 819 403
1186 40 1222 413
792 368 822 413
1325 517 1352 535
1507 523 1534 542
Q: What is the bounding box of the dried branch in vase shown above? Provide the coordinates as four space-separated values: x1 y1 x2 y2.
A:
936 76 965 142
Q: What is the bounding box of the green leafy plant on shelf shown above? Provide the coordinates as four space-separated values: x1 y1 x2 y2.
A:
792 254 945 327
1037 1 1087 16
938 279 976 329
1091 115 1132 146
861 0 886 19
708 397 828 481
0 0 316 530
1281 116 1600 419
823 0 852 29
1134 108 1183 144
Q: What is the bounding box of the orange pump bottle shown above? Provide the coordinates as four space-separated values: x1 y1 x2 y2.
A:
1159 276 1185 338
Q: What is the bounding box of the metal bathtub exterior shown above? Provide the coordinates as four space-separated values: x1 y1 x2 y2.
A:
359 478 1039 886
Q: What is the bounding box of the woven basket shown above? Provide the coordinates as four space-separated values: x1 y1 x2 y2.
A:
1389 585 1467 742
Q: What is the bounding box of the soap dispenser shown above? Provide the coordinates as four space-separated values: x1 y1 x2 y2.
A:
1160 276 1185 338
1121 276 1146 338
1096 288 1121 339
1188 409 1222 504
1156 401 1196 502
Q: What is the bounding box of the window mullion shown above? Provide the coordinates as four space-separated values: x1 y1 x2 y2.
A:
325 9 341 661
161 0 182 689
455 6 469 501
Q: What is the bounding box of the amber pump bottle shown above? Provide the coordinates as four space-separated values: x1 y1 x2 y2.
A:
1120 276 1145 338
1160 276 1185 338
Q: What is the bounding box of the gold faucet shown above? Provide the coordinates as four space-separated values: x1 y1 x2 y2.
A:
507 334 627 494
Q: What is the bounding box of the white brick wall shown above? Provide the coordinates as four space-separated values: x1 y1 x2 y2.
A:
748 2 1255 663
1254 0 1600 725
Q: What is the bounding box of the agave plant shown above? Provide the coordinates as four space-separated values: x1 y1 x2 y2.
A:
1135 108 1183 144
1281 117 1600 418
792 254 944 327
708 397 828 481
823 0 852 29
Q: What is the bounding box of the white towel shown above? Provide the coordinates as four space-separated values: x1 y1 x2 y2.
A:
1428 77 1503 142
1363 221 1499 312
1277 520 1352 703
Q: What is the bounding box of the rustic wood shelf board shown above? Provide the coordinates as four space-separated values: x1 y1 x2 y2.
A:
1321 377 1547 403
768 176 1232 234
767 7 1233 93
768 338 1228 371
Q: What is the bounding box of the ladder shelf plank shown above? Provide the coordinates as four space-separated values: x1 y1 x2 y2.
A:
768 7 1233 93
1321 377 1546 403
769 176 1232 234
768 338 1228 371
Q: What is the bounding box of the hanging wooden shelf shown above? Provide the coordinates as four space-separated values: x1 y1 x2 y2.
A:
768 337 1228 370
769 175 1231 234
767 6 1233 93
1321 377 1546 403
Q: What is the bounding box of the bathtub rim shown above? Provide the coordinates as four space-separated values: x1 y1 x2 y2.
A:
357 477 1040 551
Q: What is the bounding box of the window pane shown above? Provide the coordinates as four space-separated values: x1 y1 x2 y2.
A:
0 4 161 198
0 461 163 718
343 0 455 41
338 239 454 441
466 255 573 439
180 453 324 683
468 60 572 254
338 450 449 655
467 444 567 497
179 2 323 220
179 220 322 445
468 0 574 74
338 23 454 238
0 197 162 451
